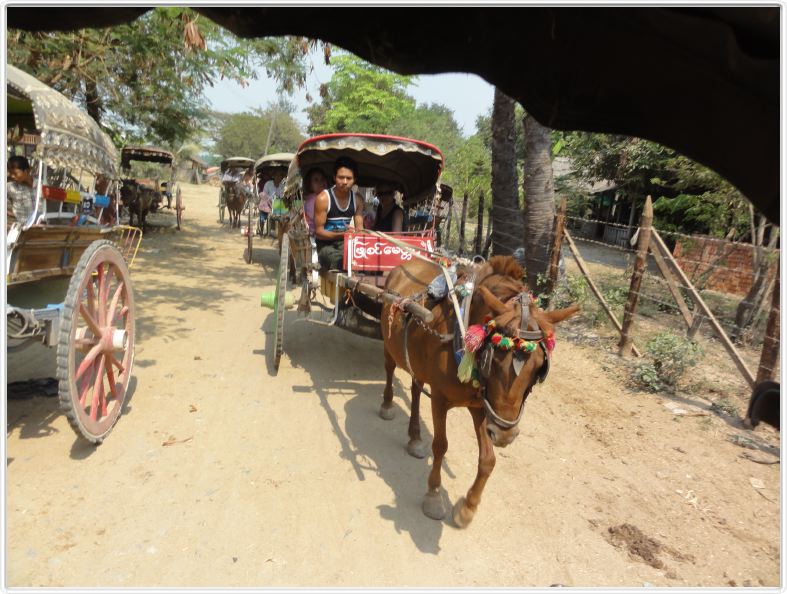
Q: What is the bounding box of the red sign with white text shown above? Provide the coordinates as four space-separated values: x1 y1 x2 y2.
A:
343 232 436 273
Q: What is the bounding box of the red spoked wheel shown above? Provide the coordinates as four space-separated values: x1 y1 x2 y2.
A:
57 240 135 443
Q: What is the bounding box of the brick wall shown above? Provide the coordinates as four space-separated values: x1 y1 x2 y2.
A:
673 237 778 296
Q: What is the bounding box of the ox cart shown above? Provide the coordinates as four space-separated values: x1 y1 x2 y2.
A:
265 133 448 371
6 64 141 443
120 146 183 230
246 152 294 264
217 156 254 229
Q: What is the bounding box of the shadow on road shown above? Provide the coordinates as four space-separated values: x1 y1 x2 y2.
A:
280 314 456 554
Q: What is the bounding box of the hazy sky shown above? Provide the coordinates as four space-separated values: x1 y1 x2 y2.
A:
203 53 495 138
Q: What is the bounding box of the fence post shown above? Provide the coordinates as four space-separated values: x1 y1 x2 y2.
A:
443 198 454 248
619 196 653 357
482 223 493 259
546 197 567 300
473 192 485 255
565 230 642 357
458 192 469 256
756 266 780 383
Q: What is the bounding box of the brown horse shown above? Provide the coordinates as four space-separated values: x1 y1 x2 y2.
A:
381 255 579 527
224 181 245 229
119 179 154 229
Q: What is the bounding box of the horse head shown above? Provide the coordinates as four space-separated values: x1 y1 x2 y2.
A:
466 256 579 447
119 180 137 208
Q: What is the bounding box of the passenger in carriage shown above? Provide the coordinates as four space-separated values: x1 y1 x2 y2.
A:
302 167 328 234
264 168 287 217
6 155 36 228
372 182 406 233
314 156 364 271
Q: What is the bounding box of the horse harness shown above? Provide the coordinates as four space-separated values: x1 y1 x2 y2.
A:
393 275 551 419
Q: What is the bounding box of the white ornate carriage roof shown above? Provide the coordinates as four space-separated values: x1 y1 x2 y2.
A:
6 64 118 177
254 152 294 172
284 134 443 201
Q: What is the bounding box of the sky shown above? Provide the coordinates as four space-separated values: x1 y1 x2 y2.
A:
203 52 495 138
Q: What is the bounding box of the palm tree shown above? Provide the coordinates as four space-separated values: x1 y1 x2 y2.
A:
522 114 556 292
490 88 521 256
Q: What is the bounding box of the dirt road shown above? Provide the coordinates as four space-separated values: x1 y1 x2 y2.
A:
5 183 780 587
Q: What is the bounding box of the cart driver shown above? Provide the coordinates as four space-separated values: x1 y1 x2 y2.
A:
314 156 364 271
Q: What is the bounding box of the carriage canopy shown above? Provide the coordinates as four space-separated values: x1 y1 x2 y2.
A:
220 156 255 172
254 152 294 175
284 134 444 205
120 146 174 170
7 64 118 177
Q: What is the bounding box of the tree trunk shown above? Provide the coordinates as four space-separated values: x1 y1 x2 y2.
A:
458 192 469 256
732 224 779 342
522 113 556 292
84 79 102 125
491 88 521 256
473 192 485 254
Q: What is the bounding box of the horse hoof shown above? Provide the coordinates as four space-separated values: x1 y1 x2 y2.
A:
422 491 445 520
452 497 475 528
407 439 427 459
379 404 395 420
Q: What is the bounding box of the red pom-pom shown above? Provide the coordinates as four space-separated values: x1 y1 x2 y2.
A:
545 331 556 352
464 324 487 353
490 334 502 346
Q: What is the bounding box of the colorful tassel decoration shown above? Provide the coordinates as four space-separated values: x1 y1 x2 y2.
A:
464 324 487 353
546 331 556 352
457 349 476 383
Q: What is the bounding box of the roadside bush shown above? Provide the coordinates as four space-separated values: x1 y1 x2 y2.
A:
551 273 588 310
633 331 703 392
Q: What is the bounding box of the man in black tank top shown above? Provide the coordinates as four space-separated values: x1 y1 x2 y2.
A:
314 156 365 271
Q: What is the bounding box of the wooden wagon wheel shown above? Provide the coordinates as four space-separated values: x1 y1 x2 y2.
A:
175 185 184 230
218 188 226 223
57 240 135 443
273 233 290 372
245 201 253 264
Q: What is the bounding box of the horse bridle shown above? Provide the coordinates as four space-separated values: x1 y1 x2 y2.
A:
479 292 550 431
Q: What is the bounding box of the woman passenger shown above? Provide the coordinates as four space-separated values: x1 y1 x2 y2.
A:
302 167 328 234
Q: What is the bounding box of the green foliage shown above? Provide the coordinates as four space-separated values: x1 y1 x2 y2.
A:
549 273 588 309
211 103 304 160
633 331 703 392
553 129 757 240
8 8 310 146
307 53 415 134
388 102 463 158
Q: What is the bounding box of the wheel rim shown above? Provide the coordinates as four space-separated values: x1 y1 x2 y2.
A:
273 234 289 371
61 243 134 440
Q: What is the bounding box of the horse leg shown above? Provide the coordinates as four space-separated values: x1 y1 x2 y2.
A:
422 394 448 520
452 406 496 528
406 380 427 458
379 348 396 420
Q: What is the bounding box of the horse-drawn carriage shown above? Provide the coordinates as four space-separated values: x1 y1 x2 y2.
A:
266 132 578 526
6 64 141 443
267 133 448 370
217 156 254 229
120 146 183 230
245 152 294 264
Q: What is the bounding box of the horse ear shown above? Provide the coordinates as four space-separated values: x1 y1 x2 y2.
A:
478 286 511 317
543 304 581 324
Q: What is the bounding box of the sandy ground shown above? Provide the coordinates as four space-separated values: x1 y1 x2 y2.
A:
5 183 781 588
